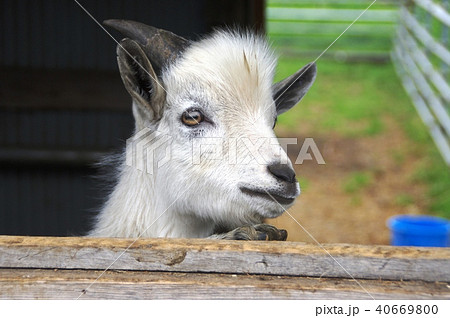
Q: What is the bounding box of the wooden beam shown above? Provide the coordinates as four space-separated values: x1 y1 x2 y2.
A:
1 236 449 283
1 268 448 300
267 8 398 23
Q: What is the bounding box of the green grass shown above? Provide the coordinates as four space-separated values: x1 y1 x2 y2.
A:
274 58 450 219
275 59 411 137
341 170 374 207
298 176 310 192
413 153 450 219
395 193 414 207
342 171 373 193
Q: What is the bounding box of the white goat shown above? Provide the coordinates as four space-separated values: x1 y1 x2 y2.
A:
90 20 316 240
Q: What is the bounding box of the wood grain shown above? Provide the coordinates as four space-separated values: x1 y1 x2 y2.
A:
1 236 449 283
1 269 449 300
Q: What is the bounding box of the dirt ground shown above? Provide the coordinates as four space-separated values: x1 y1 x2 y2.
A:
267 118 428 245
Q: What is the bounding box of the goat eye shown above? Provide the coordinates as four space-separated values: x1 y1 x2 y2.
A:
181 110 204 126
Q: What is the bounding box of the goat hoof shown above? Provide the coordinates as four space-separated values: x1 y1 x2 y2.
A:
257 232 268 241
223 224 288 241
254 224 288 241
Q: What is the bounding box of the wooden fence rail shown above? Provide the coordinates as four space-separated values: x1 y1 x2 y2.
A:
268 0 450 165
393 0 450 165
0 236 449 299
267 0 398 61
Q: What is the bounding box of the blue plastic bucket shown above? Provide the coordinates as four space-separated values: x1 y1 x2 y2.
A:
387 215 450 247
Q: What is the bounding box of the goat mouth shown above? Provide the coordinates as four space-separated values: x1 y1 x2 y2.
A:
239 187 296 205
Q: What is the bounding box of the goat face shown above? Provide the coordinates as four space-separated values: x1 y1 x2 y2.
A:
106 20 316 228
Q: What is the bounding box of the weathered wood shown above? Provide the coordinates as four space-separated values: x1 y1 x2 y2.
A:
1 236 449 283
267 8 397 23
0 269 448 300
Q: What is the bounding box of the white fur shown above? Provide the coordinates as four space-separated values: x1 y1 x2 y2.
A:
90 30 299 238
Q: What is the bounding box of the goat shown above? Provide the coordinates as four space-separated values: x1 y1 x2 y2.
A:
90 20 316 240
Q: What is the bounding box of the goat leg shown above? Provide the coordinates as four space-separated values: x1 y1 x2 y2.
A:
209 224 287 241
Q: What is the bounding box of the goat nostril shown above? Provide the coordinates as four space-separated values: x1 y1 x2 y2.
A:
267 163 296 183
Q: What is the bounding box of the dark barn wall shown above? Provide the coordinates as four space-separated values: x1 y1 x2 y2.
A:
0 108 134 236
0 0 206 70
0 0 264 70
0 0 264 236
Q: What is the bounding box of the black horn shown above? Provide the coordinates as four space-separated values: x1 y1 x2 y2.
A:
103 19 190 75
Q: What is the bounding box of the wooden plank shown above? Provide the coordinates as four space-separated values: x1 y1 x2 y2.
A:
414 0 450 27
1 268 448 300
268 21 395 36
0 236 449 282
268 0 397 8
274 48 390 62
271 34 392 60
402 8 450 66
267 8 397 23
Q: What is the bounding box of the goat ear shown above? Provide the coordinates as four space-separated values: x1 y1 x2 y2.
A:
116 39 165 122
272 62 317 115
104 19 190 76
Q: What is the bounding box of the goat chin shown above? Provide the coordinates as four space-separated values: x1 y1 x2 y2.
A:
89 161 295 238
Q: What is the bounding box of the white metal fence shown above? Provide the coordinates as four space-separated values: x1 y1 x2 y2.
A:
392 0 450 165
